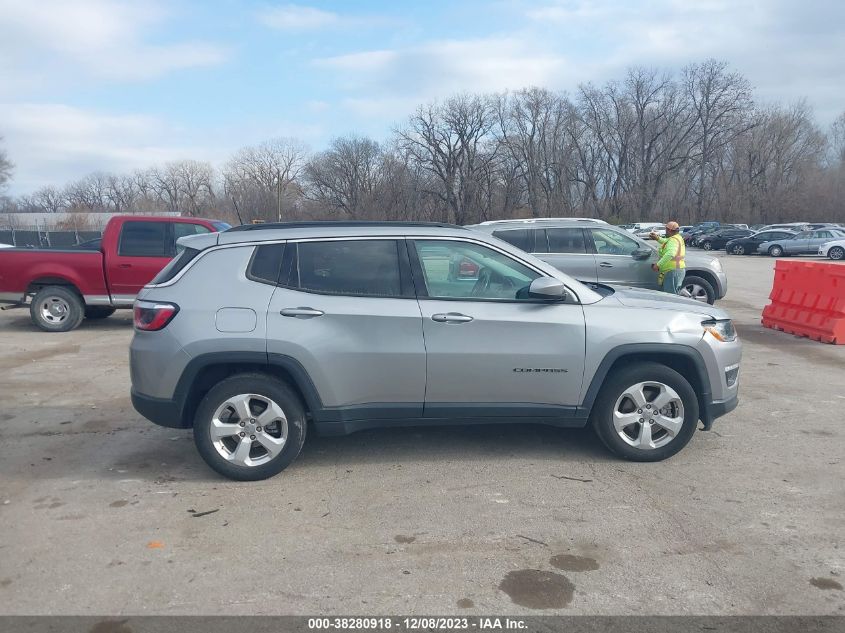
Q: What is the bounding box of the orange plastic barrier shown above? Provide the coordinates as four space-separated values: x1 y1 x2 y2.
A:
761 260 845 344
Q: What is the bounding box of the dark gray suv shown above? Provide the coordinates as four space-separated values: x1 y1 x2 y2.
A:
130 221 740 481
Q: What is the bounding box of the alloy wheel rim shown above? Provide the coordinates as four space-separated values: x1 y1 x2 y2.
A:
732 245 744 254
613 381 685 450
40 297 70 324
680 283 708 302
831 248 844 260
210 393 288 467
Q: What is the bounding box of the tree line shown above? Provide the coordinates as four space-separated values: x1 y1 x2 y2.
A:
2 59 844 227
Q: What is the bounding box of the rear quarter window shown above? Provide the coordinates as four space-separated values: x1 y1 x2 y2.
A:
247 244 286 285
149 247 201 284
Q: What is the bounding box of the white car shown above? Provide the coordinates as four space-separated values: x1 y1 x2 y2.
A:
0 243 13 249
819 238 845 261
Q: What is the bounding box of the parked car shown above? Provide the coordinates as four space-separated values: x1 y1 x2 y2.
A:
757 222 809 232
130 221 741 480
758 228 845 257
697 228 754 251
725 229 798 255
468 219 727 304
687 225 724 247
0 215 229 331
818 237 845 261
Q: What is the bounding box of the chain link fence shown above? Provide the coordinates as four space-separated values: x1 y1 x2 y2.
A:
0 229 103 248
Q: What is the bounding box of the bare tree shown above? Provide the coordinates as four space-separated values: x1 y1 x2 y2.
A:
31 185 66 213
683 59 755 219
0 136 12 193
225 138 308 221
398 94 499 224
305 136 384 218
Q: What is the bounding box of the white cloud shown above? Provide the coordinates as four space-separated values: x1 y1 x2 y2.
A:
258 4 341 30
0 0 227 84
0 104 221 193
315 37 574 98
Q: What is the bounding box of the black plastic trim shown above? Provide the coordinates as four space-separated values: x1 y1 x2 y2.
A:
228 221 467 232
576 343 713 420
131 388 183 429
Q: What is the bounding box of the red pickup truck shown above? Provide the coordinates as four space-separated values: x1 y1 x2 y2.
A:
0 215 229 332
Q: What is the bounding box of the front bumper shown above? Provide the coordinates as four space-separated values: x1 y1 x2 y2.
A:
131 388 185 429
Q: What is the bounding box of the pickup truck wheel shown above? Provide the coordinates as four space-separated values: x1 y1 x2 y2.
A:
193 373 307 481
591 362 699 462
679 275 715 304
84 307 116 319
30 286 84 332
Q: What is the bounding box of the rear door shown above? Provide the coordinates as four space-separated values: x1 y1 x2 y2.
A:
409 238 586 414
588 227 655 288
536 228 598 284
808 230 840 252
265 238 426 418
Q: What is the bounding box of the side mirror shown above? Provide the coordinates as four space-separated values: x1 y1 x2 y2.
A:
632 248 652 260
528 277 568 300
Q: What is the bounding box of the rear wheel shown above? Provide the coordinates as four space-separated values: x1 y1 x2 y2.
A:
829 246 844 261
701 240 713 250
768 245 784 257
193 373 307 481
729 244 746 255
591 362 699 462
680 275 715 304
30 286 84 332
84 307 116 319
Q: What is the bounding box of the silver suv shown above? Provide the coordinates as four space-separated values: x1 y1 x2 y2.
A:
130 222 741 481
468 219 728 304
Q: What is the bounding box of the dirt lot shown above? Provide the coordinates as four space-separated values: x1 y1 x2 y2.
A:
0 254 843 615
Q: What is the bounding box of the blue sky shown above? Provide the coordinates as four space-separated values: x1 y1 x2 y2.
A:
1 0 844 194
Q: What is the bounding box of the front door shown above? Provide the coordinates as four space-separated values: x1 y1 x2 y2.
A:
265 238 426 418
409 238 586 417
588 227 656 289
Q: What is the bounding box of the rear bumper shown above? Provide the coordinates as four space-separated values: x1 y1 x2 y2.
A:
131 388 185 429
700 393 738 431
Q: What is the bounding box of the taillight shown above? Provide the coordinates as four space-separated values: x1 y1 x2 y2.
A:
134 300 179 331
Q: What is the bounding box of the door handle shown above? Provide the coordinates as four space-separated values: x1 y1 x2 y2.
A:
431 312 473 323
118 264 132 269
599 262 614 268
280 307 324 318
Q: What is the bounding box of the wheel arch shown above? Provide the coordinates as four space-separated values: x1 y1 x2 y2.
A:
27 276 84 299
172 352 323 429
579 344 713 427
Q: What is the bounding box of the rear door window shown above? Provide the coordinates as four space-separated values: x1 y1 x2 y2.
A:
492 229 535 252
295 240 403 297
546 228 587 253
118 221 169 257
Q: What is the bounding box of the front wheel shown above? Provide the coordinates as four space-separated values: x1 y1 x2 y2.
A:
30 286 85 332
828 246 844 261
680 275 716 304
193 373 307 481
729 244 746 255
591 362 699 462
701 240 713 250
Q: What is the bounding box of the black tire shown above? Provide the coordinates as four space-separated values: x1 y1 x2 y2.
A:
701 240 713 251
728 244 745 255
829 246 845 261
29 285 84 332
84 307 116 319
768 245 784 257
591 362 699 462
681 274 716 305
193 373 307 481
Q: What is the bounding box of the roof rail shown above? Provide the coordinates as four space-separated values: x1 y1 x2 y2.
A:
227 220 467 232
476 217 609 225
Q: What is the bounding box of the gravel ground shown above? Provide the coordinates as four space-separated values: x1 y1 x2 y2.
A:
0 254 843 615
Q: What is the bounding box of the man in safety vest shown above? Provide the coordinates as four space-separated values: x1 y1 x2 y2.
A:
649 221 686 294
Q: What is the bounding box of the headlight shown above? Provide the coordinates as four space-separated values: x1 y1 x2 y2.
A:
702 319 737 342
